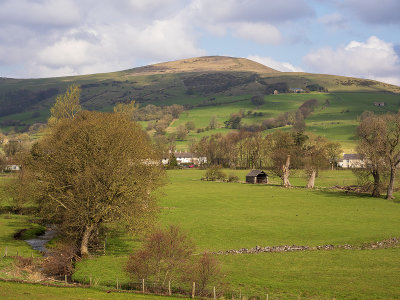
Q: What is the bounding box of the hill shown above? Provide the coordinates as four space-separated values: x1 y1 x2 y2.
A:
1 55 400 150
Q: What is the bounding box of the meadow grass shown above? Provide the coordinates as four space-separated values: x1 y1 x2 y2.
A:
3 169 400 298
166 92 400 151
71 169 400 299
0 281 186 300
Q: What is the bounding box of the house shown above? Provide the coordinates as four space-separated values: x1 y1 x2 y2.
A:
162 151 207 166
338 154 365 168
289 88 305 93
246 170 268 184
374 102 385 107
5 165 21 172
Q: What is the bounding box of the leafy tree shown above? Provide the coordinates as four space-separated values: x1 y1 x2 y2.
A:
21 111 164 256
224 114 242 129
48 84 81 126
326 141 342 170
113 100 139 120
176 125 188 140
169 153 178 167
251 95 265 106
185 121 196 131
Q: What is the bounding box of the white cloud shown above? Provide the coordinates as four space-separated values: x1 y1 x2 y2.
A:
247 55 304 72
233 22 282 45
304 36 400 85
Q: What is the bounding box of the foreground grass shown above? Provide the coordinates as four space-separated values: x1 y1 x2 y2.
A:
73 248 400 299
0 281 186 300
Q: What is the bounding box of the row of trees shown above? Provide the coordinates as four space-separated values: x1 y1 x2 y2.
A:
191 130 342 188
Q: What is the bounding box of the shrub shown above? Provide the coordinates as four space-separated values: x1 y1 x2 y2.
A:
227 174 239 182
126 225 194 290
184 252 222 296
41 243 77 276
204 166 226 181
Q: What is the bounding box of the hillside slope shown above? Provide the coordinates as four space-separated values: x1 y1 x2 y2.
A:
0 55 399 134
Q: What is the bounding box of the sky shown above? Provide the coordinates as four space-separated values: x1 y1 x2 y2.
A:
1 0 400 85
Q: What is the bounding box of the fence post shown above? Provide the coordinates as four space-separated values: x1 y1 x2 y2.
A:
266 294 269 300
142 278 145 293
116 278 118 290
213 286 216 300
90 276 92 286
4 247 7 257
65 275 67 284
168 280 171 296
239 288 241 300
16 250 18 257
192 282 195 298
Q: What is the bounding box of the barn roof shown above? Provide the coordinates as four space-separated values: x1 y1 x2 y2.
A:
246 170 267 177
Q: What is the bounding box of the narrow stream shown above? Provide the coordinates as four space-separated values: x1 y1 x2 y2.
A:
25 227 57 253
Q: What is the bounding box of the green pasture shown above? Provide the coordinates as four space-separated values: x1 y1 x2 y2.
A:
0 281 185 300
2 169 400 298
72 169 400 299
167 92 400 151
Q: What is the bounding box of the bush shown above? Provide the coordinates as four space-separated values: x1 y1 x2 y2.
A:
126 225 194 290
184 252 222 296
41 243 77 276
227 174 239 182
204 166 226 181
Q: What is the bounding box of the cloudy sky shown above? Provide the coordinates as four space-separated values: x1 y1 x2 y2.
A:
1 0 400 85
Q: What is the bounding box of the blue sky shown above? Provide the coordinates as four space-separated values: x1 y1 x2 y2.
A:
0 0 399 85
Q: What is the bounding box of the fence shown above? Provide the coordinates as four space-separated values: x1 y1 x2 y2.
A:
1 248 277 300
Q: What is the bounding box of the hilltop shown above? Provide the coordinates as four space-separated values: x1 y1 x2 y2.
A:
125 56 279 75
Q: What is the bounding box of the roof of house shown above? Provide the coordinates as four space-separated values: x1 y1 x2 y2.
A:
246 170 267 177
343 153 363 160
174 152 194 158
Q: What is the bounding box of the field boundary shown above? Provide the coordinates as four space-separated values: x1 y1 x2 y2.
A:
211 237 400 255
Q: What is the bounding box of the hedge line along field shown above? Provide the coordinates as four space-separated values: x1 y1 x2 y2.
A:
71 169 400 299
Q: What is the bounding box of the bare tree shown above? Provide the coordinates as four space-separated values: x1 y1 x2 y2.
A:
303 136 330 188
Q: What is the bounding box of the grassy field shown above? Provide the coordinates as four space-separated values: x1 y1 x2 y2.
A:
2 169 400 298
0 281 186 300
69 169 400 299
168 92 400 151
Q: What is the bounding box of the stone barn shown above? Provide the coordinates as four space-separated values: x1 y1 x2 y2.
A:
246 170 268 184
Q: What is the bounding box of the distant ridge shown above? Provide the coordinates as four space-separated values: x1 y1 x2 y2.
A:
126 56 279 75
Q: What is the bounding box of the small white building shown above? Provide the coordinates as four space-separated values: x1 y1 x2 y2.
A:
163 151 207 166
5 165 21 171
338 154 365 168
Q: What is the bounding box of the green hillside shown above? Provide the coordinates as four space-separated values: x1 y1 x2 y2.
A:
1 56 400 150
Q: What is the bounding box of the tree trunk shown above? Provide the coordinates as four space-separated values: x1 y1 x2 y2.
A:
371 170 380 197
306 169 316 189
281 155 291 187
386 166 396 200
80 223 95 257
